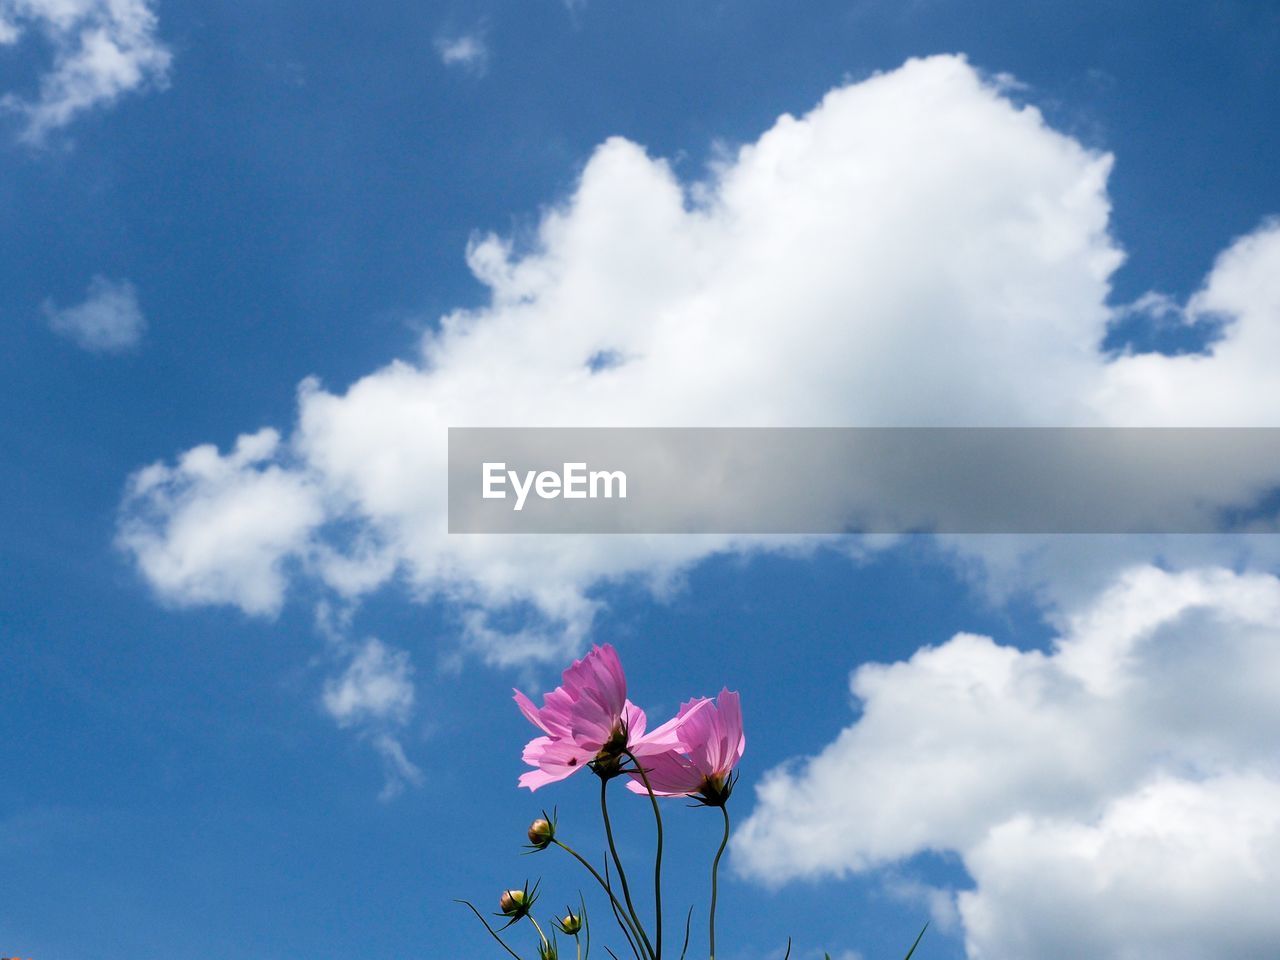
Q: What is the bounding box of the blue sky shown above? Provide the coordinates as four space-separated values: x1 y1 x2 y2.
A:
3 2 1280 959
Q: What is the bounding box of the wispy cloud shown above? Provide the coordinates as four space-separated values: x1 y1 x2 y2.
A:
1 0 171 143
323 637 416 729
435 31 488 75
44 275 146 352
322 634 422 799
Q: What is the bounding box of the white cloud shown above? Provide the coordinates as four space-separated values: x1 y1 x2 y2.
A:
117 428 324 616
960 775 1280 960
114 54 1280 662
322 636 423 799
435 31 488 74
323 636 415 728
121 56 1280 667
1097 218 1280 424
733 565 1280 958
368 732 424 801
1 0 171 142
1116 289 1186 327
44 275 146 352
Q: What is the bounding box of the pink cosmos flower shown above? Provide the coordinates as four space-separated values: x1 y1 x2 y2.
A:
626 688 744 805
515 644 690 791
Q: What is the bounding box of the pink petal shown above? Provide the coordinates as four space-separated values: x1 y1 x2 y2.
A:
519 735 594 791
621 700 648 741
520 767 576 791
715 688 745 769
625 748 704 797
514 689 553 736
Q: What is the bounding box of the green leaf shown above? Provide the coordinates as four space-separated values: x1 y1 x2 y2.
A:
903 922 929 960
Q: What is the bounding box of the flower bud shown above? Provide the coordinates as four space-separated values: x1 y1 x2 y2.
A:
557 911 582 936
527 817 555 850
500 888 529 917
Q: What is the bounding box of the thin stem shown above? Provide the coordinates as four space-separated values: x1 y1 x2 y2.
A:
709 805 730 960
552 839 644 960
604 859 644 960
529 916 550 951
600 776 656 960
624 749 665 960
455 900 526 960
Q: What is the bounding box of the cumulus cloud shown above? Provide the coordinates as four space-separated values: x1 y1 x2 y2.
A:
961 775 1280 960
115 56 1119 651
1097 218 1280 424
116 55 1280 666
435 31 488 74
733 565 1280 958
117 428 324 616
0 0 171 142
44 275 146 352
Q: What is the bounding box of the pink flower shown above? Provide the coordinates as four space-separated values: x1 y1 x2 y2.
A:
627 688 744 805
515 644 687 791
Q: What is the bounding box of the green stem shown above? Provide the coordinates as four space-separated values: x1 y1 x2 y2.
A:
709 805 730 960
601 775 656 960
530 916 550 951
552 838 645 960
604 861 644 960
623 750 665 960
